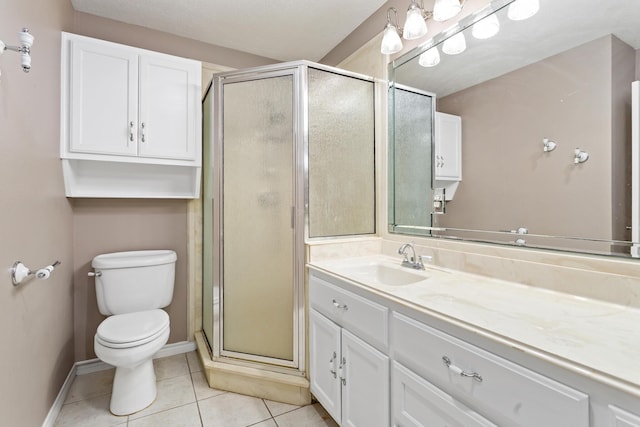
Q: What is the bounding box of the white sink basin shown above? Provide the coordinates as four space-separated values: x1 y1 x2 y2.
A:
338 262 426 287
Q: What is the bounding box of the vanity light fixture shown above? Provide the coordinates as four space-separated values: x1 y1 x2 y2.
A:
0 28 34 73
442 31 466 55
419 46 441 67
507 0 540 21
381 8 404 54
472 13 500 39
381 0 465 54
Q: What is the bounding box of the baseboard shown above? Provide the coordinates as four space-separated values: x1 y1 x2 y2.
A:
41 363 77 427
42 340 197 427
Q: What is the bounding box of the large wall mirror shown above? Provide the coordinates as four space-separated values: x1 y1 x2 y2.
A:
389 0 640 257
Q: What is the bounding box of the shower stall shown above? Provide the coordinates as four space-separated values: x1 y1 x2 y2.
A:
201 61 376 385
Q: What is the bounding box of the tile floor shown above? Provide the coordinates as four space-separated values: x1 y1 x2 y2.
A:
54 351 338 427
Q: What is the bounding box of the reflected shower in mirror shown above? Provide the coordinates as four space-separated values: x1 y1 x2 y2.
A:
389 0 640 257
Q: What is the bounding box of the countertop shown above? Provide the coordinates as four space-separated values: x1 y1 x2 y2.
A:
308 255 640 396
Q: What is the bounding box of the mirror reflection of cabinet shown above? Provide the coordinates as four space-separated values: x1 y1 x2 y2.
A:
434 112 462 200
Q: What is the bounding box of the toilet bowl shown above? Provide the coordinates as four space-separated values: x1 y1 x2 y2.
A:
94 309 170 415
90 250 177 415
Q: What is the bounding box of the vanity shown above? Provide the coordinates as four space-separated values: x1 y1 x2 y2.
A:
308 252 640 427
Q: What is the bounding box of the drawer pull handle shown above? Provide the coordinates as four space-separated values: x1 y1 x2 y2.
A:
329 351 337 378
332 299 348 311
442 356 483 383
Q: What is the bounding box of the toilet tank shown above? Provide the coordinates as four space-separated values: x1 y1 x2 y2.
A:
91 250 177 316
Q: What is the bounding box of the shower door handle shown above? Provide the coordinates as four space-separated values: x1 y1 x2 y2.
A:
291 206 295 229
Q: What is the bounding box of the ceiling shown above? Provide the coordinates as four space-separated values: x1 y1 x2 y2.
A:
70 0 388 62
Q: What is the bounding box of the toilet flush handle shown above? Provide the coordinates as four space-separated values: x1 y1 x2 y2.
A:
88 271 102 277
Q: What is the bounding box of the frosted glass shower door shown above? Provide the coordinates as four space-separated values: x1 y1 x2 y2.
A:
221 74 296 363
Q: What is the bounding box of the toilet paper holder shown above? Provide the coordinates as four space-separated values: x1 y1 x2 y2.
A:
11 260 60 286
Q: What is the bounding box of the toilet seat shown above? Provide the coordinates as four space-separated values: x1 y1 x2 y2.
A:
96 309 169 349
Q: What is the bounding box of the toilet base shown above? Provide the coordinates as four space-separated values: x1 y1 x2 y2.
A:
110 359 157 415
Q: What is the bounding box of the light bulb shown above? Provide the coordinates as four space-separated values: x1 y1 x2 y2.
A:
442 32 466 55
381 23 403 54
433 0 463 22
508 0 540 21
403 4 427 40
472 14 500 39
419 47 441 67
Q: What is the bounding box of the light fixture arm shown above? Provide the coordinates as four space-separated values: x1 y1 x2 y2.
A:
386 7 402 33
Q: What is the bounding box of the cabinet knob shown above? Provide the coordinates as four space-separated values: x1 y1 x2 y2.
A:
141 122 146 143
442 356 483 382
129 121 134 142
332 299 348 311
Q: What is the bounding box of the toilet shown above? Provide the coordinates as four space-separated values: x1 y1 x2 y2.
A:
90 250 177 415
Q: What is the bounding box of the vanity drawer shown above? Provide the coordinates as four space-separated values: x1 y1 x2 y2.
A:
391 312 589 427
309 274 388 351
392 361 497 427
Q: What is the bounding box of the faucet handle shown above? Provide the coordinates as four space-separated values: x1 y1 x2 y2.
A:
419 255 433 263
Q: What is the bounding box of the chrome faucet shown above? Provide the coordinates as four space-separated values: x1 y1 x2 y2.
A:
398 243 425 270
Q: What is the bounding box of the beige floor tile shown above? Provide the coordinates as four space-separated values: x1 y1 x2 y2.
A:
64 368 115 404
154 354 190 381
186 350 203 373
191 370 226 401
273 403 338 427
129 374 196 420
54 394 126 427
128 402 202 427
199 392 271 427
248 419 277 427
263 399 301 417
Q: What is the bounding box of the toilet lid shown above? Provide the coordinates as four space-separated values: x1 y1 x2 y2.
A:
97 309 169 348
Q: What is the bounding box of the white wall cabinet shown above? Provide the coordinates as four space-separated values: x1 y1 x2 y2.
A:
60 32 201 198
309 274 389 427
434 111 462 200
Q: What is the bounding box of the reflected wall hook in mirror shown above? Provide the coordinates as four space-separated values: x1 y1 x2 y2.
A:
543 138 557 152
574 148 589 165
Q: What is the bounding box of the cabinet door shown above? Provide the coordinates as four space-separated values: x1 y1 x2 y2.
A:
139 53 199 160
69 38 138 156
309 310 342 423
435 112 461 180
392 361 497 427
609 405 640 427
341 329 389 427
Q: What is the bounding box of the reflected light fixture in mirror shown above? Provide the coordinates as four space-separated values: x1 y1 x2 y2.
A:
442 31 466 54
433 0 464 22
419 46 441 67
381 0 464 54
472 13 500 39
508 0 540 21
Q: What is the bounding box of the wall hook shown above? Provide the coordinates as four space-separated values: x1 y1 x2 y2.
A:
574 148 589 165
543 137 557 152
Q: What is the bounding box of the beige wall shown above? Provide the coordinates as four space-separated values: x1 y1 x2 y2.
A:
0 1 75 426
0 1 276 424
72 199 190 359
436 36 635 243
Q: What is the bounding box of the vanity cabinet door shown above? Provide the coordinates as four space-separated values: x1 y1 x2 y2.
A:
341 329 389 427
392 361 497 427
309 309 342 423
608 405 640 427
